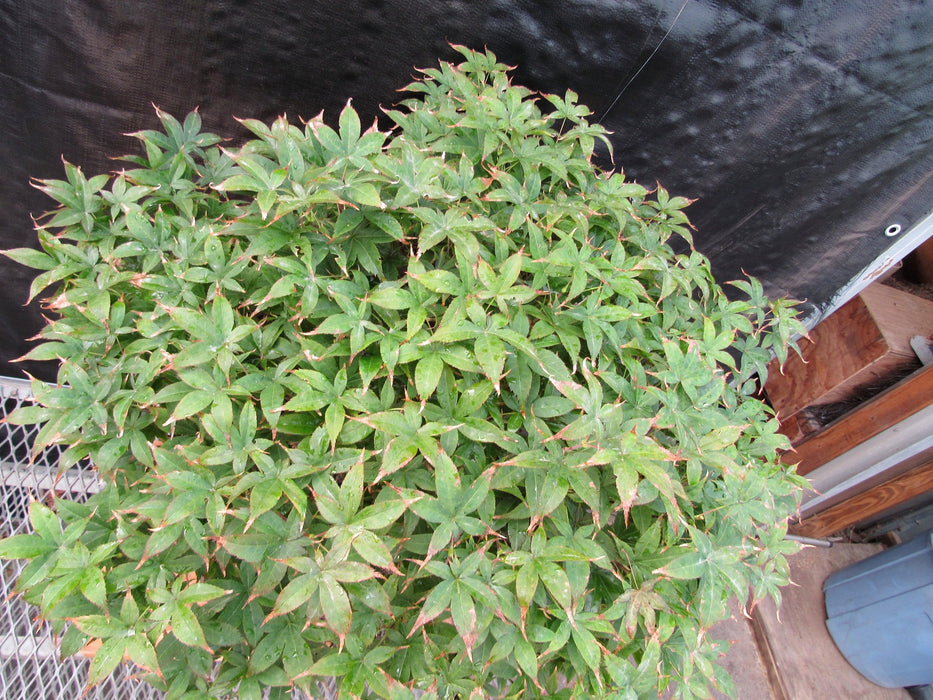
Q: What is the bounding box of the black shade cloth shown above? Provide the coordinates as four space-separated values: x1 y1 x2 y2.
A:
2 0 932 379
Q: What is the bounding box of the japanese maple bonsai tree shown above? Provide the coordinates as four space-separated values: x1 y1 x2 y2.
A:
1 47 806 700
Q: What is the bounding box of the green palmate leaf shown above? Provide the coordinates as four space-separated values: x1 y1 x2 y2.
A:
3 247 57 270
514 635 538 680
346 183 383 208
426 521 454 559
28 502 61 543
339 461 364 515
320 577 352 638
120 591 140 625
79 567 107 609
329 560 375 583
165 389 214 424
516 562 537 611
352 530 400 574
377 437 418 481
571 622 602 675
412 268 461 295
171 604 210 650
355 497 410 530
177 583 231 605
71 615 124 639
0 46 804 700
536 560 573 610
237 678 262 700
473 334 506 391
249 479 283 523
409 578 453 636
269 573 319 619
87 637 129 686
15 342 67 363
661 551 708 580
450 584 478 656
126 634 160 675
306 652 356 678
0 534 55 559
174 342 220 369
275 412 318 435
414 353 444 400
367 286 414 310
249 632 284 675
219 533 279 563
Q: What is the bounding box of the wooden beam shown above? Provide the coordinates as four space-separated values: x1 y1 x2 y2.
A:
767 285 933 420
902 235 933 285
785 363 933 475
767 293 888 417
791 457 933 538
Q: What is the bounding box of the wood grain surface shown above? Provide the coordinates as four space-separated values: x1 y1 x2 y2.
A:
767 284 933 423
785 363 933 475
792 454 933 538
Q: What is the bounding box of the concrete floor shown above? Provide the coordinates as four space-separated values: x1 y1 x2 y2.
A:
708 543 913 700
708 598 773 700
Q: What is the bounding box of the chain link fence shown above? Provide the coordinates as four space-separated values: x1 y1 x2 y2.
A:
0 375 159 699
0 376 337 700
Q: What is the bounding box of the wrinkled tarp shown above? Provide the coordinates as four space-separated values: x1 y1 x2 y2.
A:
2 0 932 379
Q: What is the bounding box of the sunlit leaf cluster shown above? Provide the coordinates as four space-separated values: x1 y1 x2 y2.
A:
1 47 806 699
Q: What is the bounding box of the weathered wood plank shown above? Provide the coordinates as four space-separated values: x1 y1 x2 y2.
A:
767 294 887 418
792 456 933 538
902 235 933 285
766 284 933 426
785 363 933 475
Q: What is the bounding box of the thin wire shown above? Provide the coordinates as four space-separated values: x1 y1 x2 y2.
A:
597 0 691 123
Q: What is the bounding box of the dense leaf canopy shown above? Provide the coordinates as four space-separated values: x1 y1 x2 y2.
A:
2 47 806 699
